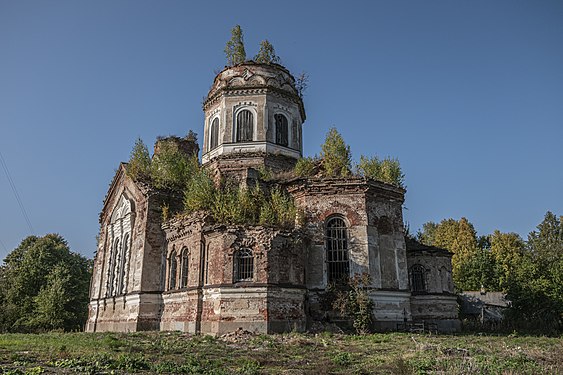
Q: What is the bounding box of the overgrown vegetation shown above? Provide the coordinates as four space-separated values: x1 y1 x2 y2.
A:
224 25 246 66
0 234 91 333
331 273 374 335
418 211 563 333
357 155 405 188
0 331 561 374
253 40 280 64
293 127 406 188
126 135 300 229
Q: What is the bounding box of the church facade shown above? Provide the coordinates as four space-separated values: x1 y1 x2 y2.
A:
86 62 460 334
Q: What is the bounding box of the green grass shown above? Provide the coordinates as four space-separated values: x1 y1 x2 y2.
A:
0 331 561 374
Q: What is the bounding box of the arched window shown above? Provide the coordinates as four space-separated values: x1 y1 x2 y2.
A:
234 248 254 282
236 110 253 142
326 217 349 284
274 114 288 146
168 251 177 290
108 238 120 296
117 234 129 295
180 248 189 288
210 118 219 150
410 264 426 292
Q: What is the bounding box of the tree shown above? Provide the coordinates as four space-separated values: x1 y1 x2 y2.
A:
253 40 280 64
357 155 405 188
0 234 91 332
295 72 309 98
224 25 246 66
126 138 151 181
417 217 481 290
504 212 563 332
489 230 525 291
320 128 352 177
151 139 198 190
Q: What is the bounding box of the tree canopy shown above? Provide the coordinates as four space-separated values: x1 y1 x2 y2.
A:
418 212 563 333
0 234 91 332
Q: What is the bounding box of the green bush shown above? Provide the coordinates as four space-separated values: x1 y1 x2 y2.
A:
294 156 318 177
357 155 405 188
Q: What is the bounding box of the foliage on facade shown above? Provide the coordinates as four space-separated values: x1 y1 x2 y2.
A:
0 234 91 332
293 128 405 188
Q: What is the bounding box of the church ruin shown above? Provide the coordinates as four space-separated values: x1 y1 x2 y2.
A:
86 61 460 334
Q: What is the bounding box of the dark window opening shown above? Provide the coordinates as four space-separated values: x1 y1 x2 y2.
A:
275 114 288 146
210 118 219 150
168 252 177 290
326 217 349 284
180 248 189 288
234 248 254 282
236 110 253 142
410 264 426 292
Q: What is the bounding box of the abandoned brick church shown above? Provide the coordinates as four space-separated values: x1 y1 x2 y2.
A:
86 61 460 334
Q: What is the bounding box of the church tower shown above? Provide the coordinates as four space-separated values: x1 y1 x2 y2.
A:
201 62 306 179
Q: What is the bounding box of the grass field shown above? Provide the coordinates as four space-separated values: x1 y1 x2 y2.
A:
0 330 561 374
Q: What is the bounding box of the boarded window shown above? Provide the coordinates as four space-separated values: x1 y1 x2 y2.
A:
275 114 288 146
168 252 177 290
210 118 219 150
236 110 253 142
234 248 254 282
180 248 189 288
326 217 349 284
410 264 426 292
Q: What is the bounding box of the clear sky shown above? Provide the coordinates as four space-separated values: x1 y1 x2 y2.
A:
1 1 562 261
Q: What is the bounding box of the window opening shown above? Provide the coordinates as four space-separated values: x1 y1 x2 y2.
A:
210 118 219 150
234 248 254 282
168 252 177 290
236 110 253 142
275 114 288 146
180 248 189 288
326 217 349 284
410 264 426 292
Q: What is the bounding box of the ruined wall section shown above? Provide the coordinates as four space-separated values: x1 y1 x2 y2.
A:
87 165 163 332
406 244 460 332
161 218 306 334
289 178 370 290
364 180 408 290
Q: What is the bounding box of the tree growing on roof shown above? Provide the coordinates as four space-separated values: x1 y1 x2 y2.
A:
224 25 246 66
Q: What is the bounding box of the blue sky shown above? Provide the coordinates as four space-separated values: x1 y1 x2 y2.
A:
1 1 562 261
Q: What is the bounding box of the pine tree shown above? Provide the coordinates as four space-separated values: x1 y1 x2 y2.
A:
224 25 246 66
254 40 280 64
320 128 352 177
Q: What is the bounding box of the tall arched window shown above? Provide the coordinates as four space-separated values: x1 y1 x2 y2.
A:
410 264 426 292
180 248 189 288
326 216 349 284
210 118 219 150
236 110 253 142
274 114 288 146
117 234 129 295
168 251 177 290
234 248 254 282
108 238 120 296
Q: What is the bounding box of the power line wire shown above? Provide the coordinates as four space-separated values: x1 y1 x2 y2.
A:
0 150 34 233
